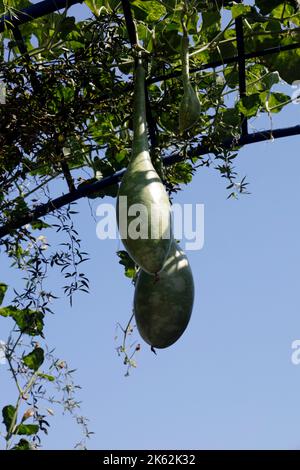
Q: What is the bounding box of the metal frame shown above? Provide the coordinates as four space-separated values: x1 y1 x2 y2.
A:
0 0 83 33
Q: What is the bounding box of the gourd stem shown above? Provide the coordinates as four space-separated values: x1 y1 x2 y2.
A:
132 63 149 159
181 17 190 93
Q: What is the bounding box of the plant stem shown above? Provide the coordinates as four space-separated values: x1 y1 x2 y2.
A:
6 371 39 449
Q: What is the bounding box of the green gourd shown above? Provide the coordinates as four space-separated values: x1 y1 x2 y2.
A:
117 63 172 275
179 33 201 133
134 241 195 348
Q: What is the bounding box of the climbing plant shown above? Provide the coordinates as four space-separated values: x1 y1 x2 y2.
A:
0 0 300 449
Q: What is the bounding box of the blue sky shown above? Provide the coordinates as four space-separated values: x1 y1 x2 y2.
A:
1 2 300 450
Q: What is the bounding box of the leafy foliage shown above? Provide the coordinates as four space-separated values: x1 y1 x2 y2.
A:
0 0 299 449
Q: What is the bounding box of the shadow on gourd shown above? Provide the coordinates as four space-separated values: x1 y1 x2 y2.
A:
134 241 195 349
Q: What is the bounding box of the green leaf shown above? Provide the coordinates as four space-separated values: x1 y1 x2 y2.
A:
0 306 44 336
2 405 16 433
37 373 55 382
231 4 252 18
78 177 118 200
58 17 76 40
168 162 194 185
237 94 261 117
137 23 153 51
23 348 44 371
217 107 241 137
0 306 18 318
156 27 181 56
115 149 128 164
84 0 119 15
30 220 51 230
244 20 282 55
9 197 29 220
260 35 300 84
85 0 104 15
271 3 296 20
0 283 8 306
16 424 39 436
246 64 280 94
12 439 31 450
117 251 137 279
261 71 281 89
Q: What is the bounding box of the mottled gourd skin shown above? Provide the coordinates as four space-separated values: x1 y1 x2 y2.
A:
134 242 195 348
117 64 172 274
117 154 172 274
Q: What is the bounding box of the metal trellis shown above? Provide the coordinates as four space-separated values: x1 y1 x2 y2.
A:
0 0 83 33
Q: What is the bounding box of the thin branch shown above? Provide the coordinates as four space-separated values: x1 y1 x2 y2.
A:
0 0 84 33
6 333 24 395
145 82 159 150
121 0 158 158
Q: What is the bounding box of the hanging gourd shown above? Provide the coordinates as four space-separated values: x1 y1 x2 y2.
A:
117 60 172 275
134 241 195 349
179 10 201 134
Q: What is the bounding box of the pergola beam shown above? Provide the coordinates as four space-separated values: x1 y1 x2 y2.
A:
0 0 83 33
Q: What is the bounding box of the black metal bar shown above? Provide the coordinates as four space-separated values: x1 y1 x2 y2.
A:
11 26 29 56
121 0 158 154
0 124 299 239
0 0 83 33
148 41 300 85
239 125 300 145
121 0 138 48
235 10 248 136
